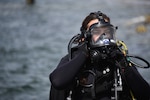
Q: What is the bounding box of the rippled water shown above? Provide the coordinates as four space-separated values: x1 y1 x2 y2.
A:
0 0 150 100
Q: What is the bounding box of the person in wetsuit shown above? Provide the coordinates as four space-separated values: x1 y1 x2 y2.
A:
49 11 150 100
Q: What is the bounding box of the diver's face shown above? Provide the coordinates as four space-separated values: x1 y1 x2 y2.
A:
87 19 115 43
91 26 113 42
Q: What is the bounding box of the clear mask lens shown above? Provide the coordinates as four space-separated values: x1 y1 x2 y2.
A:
91 26 115 42
90 26 116 47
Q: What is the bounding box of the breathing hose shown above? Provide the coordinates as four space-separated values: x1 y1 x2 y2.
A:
117 40 150 68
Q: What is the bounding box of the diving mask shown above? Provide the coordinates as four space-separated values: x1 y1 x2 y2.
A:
88 22 117 48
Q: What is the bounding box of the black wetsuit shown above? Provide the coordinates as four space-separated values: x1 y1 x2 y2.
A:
50 50 150 100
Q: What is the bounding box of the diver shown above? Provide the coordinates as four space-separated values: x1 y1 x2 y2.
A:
49 11 150 100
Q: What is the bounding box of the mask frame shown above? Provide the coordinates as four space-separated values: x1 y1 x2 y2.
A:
89 25 117 48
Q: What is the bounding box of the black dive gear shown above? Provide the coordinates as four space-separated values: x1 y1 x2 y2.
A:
64 11 150 100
